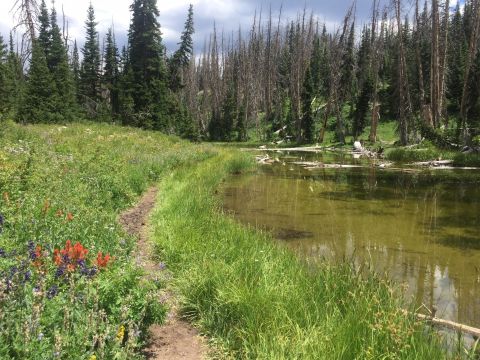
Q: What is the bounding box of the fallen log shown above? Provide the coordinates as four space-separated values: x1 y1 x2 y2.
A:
402 310 480 338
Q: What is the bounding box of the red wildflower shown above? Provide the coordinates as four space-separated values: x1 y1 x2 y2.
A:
96 252 111 268
54 240 88 271
66 212 74 222
33 245 43 268
53 249 62 266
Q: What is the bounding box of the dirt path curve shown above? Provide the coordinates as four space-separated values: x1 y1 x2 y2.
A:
119 187 207 360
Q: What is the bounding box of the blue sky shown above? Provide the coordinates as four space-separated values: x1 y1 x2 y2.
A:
0 0 463 54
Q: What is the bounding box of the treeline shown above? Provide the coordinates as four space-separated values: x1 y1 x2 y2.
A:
0 0 197 138
2 1 480 146
183 0 480 145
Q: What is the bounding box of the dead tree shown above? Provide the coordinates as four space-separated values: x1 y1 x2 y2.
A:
460 0 480 143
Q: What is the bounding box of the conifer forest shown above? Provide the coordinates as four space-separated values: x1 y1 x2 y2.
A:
0 0 479 146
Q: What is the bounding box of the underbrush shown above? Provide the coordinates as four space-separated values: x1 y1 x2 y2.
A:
0 122 212 359
151 151 450 359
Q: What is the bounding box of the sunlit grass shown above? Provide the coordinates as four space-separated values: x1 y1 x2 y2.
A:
151 150 450 359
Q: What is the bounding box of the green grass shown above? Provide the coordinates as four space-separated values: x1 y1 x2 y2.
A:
151 150 451 359
0 121 213 359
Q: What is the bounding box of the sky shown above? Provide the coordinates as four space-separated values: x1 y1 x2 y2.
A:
0 0 464 54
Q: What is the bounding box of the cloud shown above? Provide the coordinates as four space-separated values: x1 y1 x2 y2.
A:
0 0 393 53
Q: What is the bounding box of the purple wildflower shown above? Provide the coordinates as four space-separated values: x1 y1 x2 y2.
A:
55 266 65 278
0 213 4 233
47 285 58 299
24 270 32 283
28 242 37 260
159 262 167 271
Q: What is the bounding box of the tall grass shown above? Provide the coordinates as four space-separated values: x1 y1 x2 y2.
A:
151 150 448 359
0 122 213 359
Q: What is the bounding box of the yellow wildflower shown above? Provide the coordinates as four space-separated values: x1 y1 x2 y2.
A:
89 355 96 360
117 325 125 342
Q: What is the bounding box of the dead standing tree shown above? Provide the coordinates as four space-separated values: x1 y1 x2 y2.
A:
394 0 413 145
12 0 39 65
320 3 356 145
460 0 480 144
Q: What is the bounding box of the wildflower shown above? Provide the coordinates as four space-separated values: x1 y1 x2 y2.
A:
55 266 65 278
89 355 97 360
38 333 44 341
116 325 125 342
96 252 111 268
54 240 88 271
47 285 58 299
0 248 5 257
159 262 167 271
55 209 64 217
31 245 43 268
66 212 74 222
53 249 62 266
24 270 32 283
0 213 4 233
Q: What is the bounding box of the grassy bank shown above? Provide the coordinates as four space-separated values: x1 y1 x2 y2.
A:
151 150 450 359
0 122 212 359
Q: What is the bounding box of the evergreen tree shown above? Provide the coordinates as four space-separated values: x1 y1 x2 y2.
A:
169 4 194 91
301 65 315 143
103 28 120 116
6 33 24 115
71 40 80 101
80 3 101 112
447 4 466 113
38 0 51 58
127 0 170 129
19 42 56 123
49 5 76 120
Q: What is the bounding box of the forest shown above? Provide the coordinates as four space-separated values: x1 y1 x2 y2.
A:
1 0 480 148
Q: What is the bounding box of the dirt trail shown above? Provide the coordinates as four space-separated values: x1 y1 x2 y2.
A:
119 187 207 360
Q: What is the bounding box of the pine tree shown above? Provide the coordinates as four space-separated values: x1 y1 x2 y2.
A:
38 0 51 58
447 4 466 113
170 4 194 91
103 28 120 116
301 65 315 144
6 33 24 115
71 40 80 101
80 3 101 112
49 5 76 121
127 0 170 129
19 41 56 123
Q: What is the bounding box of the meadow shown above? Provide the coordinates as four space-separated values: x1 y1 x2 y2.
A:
0 121 466 359
0 121 211 359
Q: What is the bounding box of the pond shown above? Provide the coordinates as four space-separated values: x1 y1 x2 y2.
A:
223 150 480 329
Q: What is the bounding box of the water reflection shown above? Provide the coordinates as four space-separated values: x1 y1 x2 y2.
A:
223 152 480 327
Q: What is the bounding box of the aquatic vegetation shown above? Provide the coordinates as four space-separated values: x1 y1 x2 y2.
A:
151 151 455 359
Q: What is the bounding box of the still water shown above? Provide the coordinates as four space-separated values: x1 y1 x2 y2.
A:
223 151 480 328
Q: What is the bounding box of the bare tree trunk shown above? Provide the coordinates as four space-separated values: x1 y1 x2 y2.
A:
431 0 441 128
415 0 432 127
460 0 480 143
438 0 450 126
